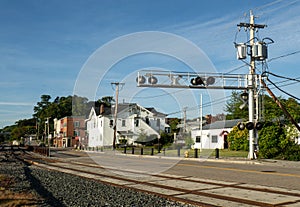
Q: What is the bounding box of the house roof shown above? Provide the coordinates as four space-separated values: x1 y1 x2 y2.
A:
145 107 167 116
89 102 166 118
202 119 242 130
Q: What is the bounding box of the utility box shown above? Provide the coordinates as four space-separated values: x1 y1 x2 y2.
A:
252 42 268 60
236 43 247 60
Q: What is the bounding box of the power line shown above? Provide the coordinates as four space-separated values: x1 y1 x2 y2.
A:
265 71 300 83
266 78 300 101
167 95 231 116
268 50 300 63
224 63 248 74
121 89 186 100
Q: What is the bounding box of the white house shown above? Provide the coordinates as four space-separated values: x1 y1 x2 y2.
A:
191 119 242 149
86 103 169 147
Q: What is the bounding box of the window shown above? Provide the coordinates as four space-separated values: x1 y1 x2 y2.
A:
156 118 160 127
196 136 201 143
122 119 126 127
74 131 80 136
74 121 80 128
135 119 139 127
212 135 218 143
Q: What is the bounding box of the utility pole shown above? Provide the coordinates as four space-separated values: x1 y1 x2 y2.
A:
183 107 187 133
111 82 125 149
237 11 266 159
248 11 256 160
199 94 203 151
46 117 51 156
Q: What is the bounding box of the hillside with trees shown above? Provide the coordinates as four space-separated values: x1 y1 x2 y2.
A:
0 95 114 142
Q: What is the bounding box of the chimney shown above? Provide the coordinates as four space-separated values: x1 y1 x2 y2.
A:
100 104 104 115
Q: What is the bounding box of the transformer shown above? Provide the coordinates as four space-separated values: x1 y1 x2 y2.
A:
236 43 247 60
252 42 268 60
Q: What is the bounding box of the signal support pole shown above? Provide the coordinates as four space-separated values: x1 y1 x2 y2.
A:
248 12 256 160
238 11 266 159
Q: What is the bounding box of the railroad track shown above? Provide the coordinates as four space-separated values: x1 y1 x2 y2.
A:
19 151 300 207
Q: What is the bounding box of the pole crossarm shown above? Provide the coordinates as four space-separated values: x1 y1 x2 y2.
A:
137 70 255 90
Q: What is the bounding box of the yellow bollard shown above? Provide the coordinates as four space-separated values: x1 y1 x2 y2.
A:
184 150 189 158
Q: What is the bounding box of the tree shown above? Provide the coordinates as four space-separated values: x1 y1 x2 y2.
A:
168 118 180 134
72 95 89 116
33 94 52 118
227 126 249 151
184 134 194 149
225 91 248 120
97 96 114 107
136 129 149 145
258 122 286 159
225 91 300 160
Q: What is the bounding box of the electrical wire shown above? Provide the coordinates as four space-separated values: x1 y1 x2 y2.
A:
224 64 248 74
266 77 300 101
274 77 300 87
268 50 300 63
166 95 231 116
121 89 187 100
264 71 300 83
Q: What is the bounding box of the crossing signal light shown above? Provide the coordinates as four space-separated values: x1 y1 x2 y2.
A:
136 75 146 84
237 122 245 130
255 122 263 130
246 122 254 130
237 122 264 130
190 76 215 86
206 77 215 85
191 76 204 85
148 76 158 84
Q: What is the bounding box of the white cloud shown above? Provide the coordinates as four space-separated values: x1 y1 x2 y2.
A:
0 101 33 106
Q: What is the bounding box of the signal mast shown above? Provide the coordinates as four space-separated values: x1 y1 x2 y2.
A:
137 11 273 159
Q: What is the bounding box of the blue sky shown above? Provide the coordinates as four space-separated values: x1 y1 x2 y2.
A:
1 0 300 128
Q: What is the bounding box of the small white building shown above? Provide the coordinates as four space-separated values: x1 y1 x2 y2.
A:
191 119 242 149
86 103 169 147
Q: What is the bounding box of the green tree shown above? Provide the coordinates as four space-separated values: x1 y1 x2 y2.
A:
225 91 300 160
225 91 248 120
72 95 89 116
184 135 194 149
258 122 286 159
136 129 148 144
159 131 174 147
168 118 180 134
96 96 114 107
227 126 249 151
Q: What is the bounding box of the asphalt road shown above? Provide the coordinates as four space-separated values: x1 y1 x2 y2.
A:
165 159 300 191
50 148 300 192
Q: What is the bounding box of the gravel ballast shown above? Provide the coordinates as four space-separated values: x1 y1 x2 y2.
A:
0 152 195 207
